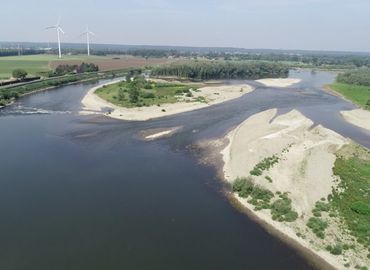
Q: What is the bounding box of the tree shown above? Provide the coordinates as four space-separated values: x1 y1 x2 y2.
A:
12 69 28 80
128 81 140 103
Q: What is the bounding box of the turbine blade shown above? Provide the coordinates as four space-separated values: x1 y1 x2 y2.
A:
58 27 65 34
89 31 96 36
45 26 56 30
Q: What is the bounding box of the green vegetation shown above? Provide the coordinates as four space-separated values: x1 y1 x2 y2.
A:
0 54 108 79
232 177 298 221
250 155 280 176
96 76 200 108
307 217 328 239
12 69 28 80
330 68 370 109
312 201 330 217
331 150 370 250
271 193 298 222
337 68 370 86
330 83 370 109
151 61 289 80
326 243 343 255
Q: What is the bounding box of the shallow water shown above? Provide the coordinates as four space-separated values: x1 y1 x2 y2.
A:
0 70 368 269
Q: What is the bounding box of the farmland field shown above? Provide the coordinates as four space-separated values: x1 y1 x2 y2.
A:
0 54 173 79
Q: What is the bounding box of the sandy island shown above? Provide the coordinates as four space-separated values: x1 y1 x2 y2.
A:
256 78 301 87
81 81 254 121
219 109 368 269
340 109 370 132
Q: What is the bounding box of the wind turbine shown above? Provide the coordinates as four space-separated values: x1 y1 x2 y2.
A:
45 17 65 58
81 25 95 56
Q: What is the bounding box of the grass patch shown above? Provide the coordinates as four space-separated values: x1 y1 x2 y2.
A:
329 83 370 109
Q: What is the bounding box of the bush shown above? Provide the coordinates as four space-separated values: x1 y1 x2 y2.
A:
12 69 28 80
250 155 280 176
326 244 343 255
271 194 298 222
307 217 328 238
232 177 254 198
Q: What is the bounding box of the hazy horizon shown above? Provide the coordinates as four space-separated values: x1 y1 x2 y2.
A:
1 0 370 52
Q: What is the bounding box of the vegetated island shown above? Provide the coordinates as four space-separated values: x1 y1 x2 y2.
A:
81 61 299 121
327 68 370 132
216 109 369 269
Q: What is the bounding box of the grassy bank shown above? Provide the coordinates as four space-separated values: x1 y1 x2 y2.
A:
95 78 202 108
329 83 370 109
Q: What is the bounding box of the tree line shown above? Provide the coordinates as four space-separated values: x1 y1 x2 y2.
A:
336 68 370 86
151 61 289 80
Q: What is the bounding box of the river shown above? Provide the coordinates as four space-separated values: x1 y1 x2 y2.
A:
0 70 368 269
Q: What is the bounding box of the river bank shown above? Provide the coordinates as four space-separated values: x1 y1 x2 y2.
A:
205 109 368 269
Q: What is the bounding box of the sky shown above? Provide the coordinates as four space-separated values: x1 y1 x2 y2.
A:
1 0 370 52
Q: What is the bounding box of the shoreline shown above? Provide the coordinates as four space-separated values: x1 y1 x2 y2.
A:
323 85 370 132
81 80 255 121
0 76 107 110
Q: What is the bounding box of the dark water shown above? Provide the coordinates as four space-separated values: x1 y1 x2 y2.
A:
0 71 369 270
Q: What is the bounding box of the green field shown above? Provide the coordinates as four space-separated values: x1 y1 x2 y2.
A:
329 83 370 109
0 54 109 79
96 79 201 108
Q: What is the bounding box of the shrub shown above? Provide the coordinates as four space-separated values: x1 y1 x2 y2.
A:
326 244 343 255
307 217 328 238
271 194 298 222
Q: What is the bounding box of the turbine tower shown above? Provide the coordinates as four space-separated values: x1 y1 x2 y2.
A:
81 25 95 56
45 17 65 58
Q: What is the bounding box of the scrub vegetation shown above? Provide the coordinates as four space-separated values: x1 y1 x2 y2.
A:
232 177 298 222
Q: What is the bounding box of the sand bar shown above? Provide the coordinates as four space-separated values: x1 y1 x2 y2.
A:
340 109 370 132
81 81 254 121
256 78 301 87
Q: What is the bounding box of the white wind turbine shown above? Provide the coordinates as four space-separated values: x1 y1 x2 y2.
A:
81 25 95 56
45 17 65 58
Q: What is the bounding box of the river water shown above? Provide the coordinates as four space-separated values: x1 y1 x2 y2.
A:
0 70 368 270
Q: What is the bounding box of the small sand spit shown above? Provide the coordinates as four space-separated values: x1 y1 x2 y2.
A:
341 109 370 132
81 81 253 121
256 78 301 87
